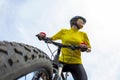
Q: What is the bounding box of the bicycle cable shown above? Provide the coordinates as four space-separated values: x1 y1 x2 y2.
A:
46 41 79 64
46 43 57 59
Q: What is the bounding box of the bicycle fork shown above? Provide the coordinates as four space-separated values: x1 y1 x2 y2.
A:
57 63 64 80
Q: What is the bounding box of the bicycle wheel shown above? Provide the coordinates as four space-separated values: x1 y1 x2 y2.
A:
0 41 53 80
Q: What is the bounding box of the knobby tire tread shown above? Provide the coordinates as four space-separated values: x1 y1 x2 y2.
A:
0 41 53 80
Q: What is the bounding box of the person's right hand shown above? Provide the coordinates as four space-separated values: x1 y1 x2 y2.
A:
38 32 46 38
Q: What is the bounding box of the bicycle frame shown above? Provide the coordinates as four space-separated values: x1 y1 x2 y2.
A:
52 46 67 80
32 45 69 80
34 35 88 80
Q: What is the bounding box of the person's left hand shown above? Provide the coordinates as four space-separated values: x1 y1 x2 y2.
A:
80 43 88 52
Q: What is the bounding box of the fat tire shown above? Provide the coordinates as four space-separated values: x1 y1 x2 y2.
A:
0 41 53 80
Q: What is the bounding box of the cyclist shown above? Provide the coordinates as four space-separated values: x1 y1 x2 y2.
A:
40 16 91 80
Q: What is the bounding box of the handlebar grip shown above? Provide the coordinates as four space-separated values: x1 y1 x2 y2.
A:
36 34 39 37
80 47 88 52
36 34 44 40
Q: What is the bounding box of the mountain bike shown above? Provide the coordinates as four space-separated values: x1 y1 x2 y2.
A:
0 34 88 80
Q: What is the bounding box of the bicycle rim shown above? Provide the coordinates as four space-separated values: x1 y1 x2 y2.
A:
18 68 51 80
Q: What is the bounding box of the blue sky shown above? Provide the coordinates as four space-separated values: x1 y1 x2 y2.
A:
0 0 120 80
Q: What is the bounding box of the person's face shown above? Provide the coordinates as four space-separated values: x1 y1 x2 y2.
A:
76 19 85 29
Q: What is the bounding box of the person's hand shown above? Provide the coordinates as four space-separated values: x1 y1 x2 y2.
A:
38 32 46 38
36 32 46 40
86 48 91 52
80 42 88 52
80 42 91 52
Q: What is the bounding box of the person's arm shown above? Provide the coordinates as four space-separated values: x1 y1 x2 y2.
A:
51 29 66 40
83 32 91 53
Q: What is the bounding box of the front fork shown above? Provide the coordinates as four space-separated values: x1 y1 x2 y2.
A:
58 64 64 79
53 63 64 80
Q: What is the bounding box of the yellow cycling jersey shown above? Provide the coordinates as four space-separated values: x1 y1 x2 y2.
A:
51 28 91 64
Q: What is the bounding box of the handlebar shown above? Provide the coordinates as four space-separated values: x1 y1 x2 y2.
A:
36 34 88 51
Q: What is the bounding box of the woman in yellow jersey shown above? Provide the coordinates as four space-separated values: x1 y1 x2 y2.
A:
40 16 91 80
50 16 91 80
